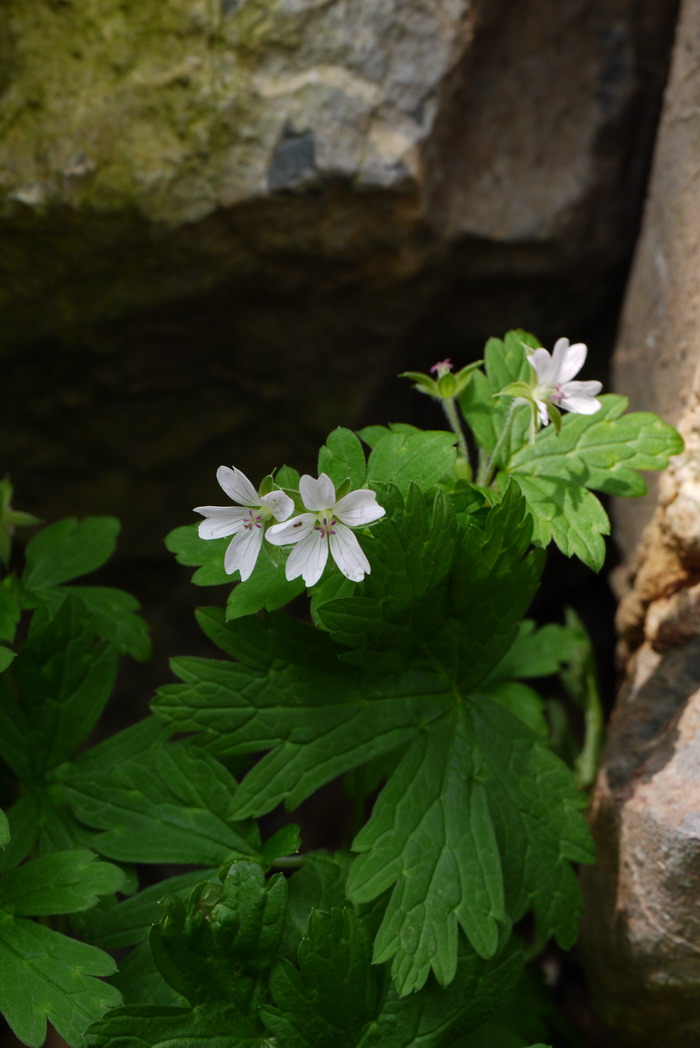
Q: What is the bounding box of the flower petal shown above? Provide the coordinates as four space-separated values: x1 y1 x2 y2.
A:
223 525 264 580
285 528 328 586
562 379 603 398
558 389 602 415
193 506 250 539
260 489 294 522
216 466 260 507
555 340 587 384
266 513 317 545
534 397 550 426
334 489 385 527
527 348 555 388
299 473 336 512
329 524 371 582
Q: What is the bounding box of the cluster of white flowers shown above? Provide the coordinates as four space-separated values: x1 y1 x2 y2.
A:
194 468 385 587
194 337 601 587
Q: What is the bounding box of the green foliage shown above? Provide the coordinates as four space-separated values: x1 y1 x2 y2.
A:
362 427 457 494
154 485 593 996
0 598 118 779
0 329 682 1048
66 742 261 866
461 336 681 570
505 394 683 569
0 849 124 1046
87 858 531 1048
459 330 540 457
0 915 121 1048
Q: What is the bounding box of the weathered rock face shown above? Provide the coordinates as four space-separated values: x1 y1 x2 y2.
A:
581 636 700 1048
584 3 700 1043
0 0 679 555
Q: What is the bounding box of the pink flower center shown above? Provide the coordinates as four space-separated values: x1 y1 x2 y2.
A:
243 509 264 531
315 516 337 538
551 383 565 405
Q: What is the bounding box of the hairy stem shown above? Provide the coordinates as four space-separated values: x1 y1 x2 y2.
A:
440 397 470 471
477 401 519 487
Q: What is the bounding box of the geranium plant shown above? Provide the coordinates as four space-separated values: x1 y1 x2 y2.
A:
0 331 682 1048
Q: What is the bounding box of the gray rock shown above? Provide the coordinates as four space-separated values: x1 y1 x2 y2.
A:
0 0 679 555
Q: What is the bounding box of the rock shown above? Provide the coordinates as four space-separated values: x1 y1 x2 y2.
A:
580 638 700 1048
0 0 679 555
585 5 700 1042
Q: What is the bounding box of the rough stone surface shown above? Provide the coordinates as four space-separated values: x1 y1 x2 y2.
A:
0 0 679 556
612 0 700 557
586 5 700 1040
581 638 700 1048
584 399 700 1046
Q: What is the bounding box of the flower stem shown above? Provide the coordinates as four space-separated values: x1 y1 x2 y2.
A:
440 397 470 471
478 401 519 488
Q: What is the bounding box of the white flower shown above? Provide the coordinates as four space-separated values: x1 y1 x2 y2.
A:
526 338 602 426
194 466 294 581
265 473 385 587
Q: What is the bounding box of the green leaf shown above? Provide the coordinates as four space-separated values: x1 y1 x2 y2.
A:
0 646 14 673
73 715 171 776
86 1003 250 1048
66 742 261 866
81 871 212 950
151 862 287 1009
0 598 118 778
508 473 609 571
504 395 683 566
262 908 380 1048
164 524 230 586
280 853 353 958
348 699 593 993
22 517 120 591
318 427 368 488
225 547 305 620
507 393 684 497
487 621 581 680
0 850 125 916
67 586 151 660
348 712 506 993
356 941 524 1048
154 613 592 995
0 809 8 850
260 823 302 866
317 483 543 686
0 583 20 644
0 911 120 1047
154 618 445 820
366 431 457 495
107 941 187 1009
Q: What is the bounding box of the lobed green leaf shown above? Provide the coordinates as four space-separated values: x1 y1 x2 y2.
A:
0 912 119 1047
0 849 125 916
22 517 120 591
66 742 260 866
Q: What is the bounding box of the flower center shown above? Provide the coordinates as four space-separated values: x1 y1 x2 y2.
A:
243 509 264 531
551 383 565 405
314 516 337 538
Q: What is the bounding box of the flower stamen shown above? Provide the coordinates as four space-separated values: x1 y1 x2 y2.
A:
314 516 337 537
243 510 264 531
